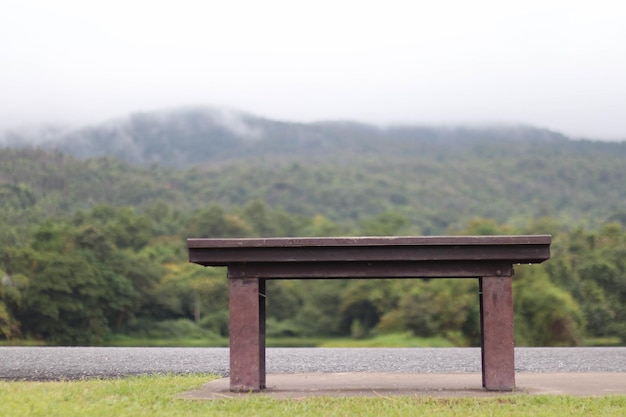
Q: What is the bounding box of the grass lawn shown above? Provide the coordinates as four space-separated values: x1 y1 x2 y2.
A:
97 332 456 348
3 332 621 348
317 332 455 347
1 374 624 417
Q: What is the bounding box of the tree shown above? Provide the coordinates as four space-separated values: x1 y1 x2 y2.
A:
0 271 24 340
302 214 342 236
545 223 626 342
13 244 112 344
72 205 153 251
292 280 346 336
577 223 626 340
241 200 293 237
185 205 251 238
359 210 409 236
5 211 162 344
513 266 584 346
399 279 480 345
338 280 400 338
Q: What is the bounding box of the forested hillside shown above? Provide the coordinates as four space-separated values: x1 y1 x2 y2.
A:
1 107 578 167
3 107 626 233
1 107 625 346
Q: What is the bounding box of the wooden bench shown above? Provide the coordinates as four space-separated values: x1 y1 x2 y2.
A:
187 235 551 392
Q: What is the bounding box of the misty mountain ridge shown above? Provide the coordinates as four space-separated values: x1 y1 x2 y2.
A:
2 105 626 234
0 105 593 168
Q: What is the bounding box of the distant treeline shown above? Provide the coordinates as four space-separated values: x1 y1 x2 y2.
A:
1 110 626 345
2 138 626 237
1 201 625 346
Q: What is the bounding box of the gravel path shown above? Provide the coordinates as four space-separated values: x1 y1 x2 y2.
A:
1 347 625 381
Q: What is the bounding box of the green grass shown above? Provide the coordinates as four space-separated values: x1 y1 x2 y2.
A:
0 374 624 417
0 339 47 347
5 333 623 348
318 332 455 348
267 337 334 347
99 332 454 348
581 337 623 347
102 335 229 347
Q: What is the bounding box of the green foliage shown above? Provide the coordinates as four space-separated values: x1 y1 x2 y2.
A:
120 318 220 340
301 214 344 236
319 332 455 347
398 280 481 346
359 210 411 236
290 280 346 337
1 374 625 417
2 210 162 344
0 265 25 340
3 120 626 345
0 301 19 339
2 200 626 346
185 205 251 238
514 267 584 346
546 223 626 342
4 123 626 236
266 280 304 323
72 205 154 250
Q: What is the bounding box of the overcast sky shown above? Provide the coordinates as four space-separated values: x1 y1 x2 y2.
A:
2 0 625 140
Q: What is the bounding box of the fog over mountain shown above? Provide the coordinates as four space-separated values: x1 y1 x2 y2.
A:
2 104 626 235
0 105 598 168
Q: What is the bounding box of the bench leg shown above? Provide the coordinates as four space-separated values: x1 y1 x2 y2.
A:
480 276 515 391
229 277 266 392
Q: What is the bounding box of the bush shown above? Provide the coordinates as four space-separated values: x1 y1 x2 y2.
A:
199 311 230 337
265 317 304 337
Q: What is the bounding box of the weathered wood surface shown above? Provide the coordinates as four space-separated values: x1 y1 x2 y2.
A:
188 235 551 270
187 235 551 393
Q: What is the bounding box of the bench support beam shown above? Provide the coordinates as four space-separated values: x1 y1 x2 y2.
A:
229 277 265 392
480 276 515 391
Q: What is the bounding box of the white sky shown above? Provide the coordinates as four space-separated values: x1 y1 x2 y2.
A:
1 0 625 140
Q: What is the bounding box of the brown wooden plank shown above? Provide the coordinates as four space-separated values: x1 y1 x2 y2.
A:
189 244 550 266
480 276 515 391
227 261 514 279
188 235 551 249
229 278 265 392
188 235 551 268
186 235 551 393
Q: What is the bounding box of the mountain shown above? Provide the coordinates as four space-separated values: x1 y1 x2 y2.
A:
2 106 626 233
2 106 578 167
